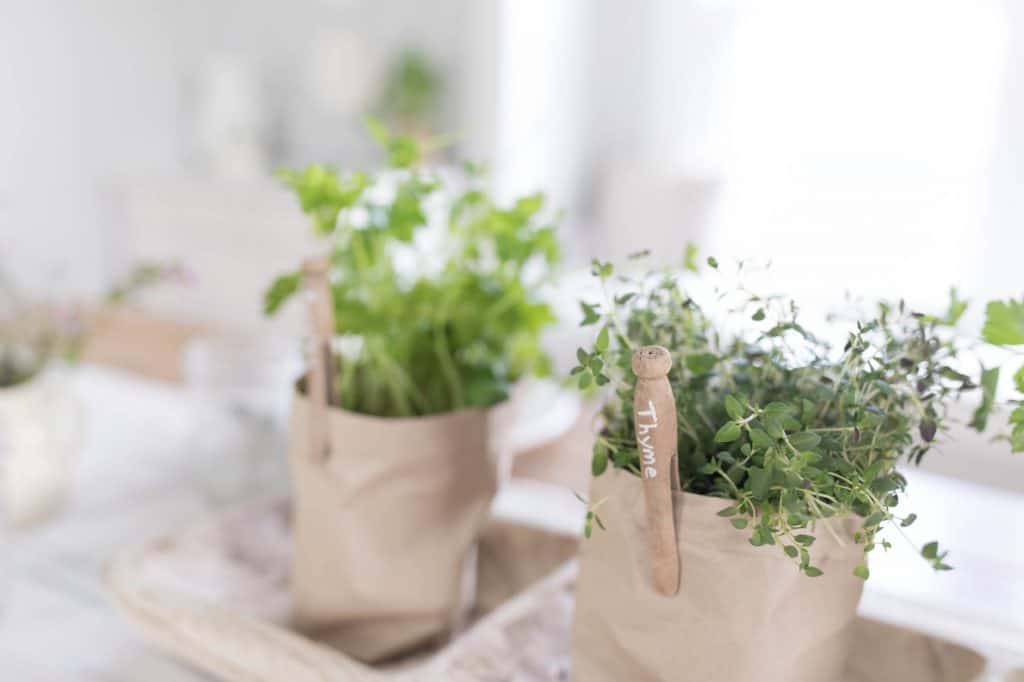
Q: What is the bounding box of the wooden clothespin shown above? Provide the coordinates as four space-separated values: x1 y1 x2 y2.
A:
302 257 335 461
632 345 680 596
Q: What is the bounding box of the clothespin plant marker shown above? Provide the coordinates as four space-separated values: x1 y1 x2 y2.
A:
632 345 681 596
302 257 335 461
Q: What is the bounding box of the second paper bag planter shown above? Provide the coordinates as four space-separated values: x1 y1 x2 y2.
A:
288 387 501 663
571 465 866 682
572 343 862 682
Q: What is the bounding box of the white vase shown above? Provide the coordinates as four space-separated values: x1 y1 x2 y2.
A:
0 370 83 526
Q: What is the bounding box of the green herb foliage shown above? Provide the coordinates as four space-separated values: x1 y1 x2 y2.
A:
571 253 1001 578
983 298 1024 452
266 123 560 417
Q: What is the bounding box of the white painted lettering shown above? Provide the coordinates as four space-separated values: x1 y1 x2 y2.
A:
636 399 659 479
636 399 658 422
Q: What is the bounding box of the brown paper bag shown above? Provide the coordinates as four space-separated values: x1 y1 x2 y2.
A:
288 388 500 662
571 466 865 682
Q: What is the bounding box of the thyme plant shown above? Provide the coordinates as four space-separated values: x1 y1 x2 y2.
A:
572 253 1007 579
265 123 560 417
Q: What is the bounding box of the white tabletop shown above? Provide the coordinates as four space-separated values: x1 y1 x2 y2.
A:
1 366 1023 680
1 367 216 681
861 469 1024 677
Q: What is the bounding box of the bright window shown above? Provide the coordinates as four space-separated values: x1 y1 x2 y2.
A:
711 1 1009 314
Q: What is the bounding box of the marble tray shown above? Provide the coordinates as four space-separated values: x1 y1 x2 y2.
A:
105 497 987 682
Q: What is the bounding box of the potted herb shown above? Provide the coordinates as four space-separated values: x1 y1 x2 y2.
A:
0 264 184 525
265 123 560 662
568 254 1009 682
0 295 83 526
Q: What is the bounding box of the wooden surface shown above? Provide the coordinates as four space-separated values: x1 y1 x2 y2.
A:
105 497 986 682
106 501 578 681
82 309 206 384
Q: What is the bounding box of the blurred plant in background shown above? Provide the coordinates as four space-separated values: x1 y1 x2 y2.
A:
0 263 189 388
265 121 561 417
982 297 1024 452
374 49 443 140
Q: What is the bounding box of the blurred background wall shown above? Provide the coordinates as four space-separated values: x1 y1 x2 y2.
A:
1 0 1021 325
